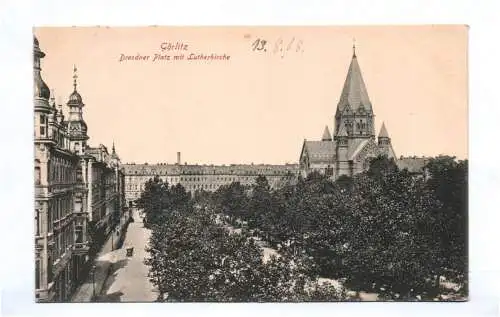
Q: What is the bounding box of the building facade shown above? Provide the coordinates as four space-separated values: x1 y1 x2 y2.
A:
299 46 397 179
34 36 126 302
85 144 126 238
123 153 299 206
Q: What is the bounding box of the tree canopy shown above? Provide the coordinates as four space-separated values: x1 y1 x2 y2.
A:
138 155 467 301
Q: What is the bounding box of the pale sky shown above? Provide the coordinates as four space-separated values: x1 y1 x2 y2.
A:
34 26 468 164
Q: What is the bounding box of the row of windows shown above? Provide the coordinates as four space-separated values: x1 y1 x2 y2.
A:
49 157 76 184
45 195 73 233
53 223 74 260
186 183 222 190
125 175 294 192
128 170 294 176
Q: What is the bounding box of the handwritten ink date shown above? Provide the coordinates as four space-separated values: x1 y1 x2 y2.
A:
251 38 268 52
250 37 304 58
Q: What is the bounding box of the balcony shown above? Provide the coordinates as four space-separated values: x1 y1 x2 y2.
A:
53 214 75 232
49 183 75 194
73 242 90 255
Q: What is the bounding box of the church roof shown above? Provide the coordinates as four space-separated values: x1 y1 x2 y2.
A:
337 51 372 113
303 141 336 164
322 126 332 141
379 122 389 138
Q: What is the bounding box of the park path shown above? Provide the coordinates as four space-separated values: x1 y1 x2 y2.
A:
222 221 379 301
97 209 158 302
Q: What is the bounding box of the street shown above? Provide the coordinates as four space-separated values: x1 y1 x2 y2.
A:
97 209 158 302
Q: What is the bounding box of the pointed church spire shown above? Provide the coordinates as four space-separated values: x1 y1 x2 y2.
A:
337 44 372 113
112 141 116 154
322 125 332 141
352 38 356 57
378 122 389 138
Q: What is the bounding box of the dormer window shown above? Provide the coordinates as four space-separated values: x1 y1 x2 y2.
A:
358 104 365 114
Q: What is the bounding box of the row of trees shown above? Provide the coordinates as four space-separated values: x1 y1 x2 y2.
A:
211 155 468 300
137 177 348 301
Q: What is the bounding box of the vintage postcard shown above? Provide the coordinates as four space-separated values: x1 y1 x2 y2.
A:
33 26 468 303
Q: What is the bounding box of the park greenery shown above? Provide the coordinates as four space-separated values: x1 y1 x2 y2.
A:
137 155 467 301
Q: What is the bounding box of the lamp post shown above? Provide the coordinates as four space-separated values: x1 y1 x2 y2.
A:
91 264 96 300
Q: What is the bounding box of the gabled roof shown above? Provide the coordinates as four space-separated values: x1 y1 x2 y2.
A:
337 53 372 113
322 126 332 141
302 141 336 164
378 122 389 138
336 123 348 137
348 139 370 160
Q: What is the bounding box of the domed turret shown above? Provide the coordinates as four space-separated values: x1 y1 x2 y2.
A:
67 65 84 106
68 91 82 103
65 65 89 151
33 36 51 101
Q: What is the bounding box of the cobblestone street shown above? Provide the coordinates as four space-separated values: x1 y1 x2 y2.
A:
98 209 158 302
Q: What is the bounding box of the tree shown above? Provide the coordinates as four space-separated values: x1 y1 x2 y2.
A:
247 176 272 230
145 205 345 301
424 157 468 280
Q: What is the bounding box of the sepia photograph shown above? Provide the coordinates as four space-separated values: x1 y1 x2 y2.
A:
33 26 468 303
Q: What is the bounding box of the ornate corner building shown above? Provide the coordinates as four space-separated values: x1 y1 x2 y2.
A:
299 46 397 178
34 37 127 302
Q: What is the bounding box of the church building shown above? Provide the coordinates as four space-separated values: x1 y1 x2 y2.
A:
299 45 396 178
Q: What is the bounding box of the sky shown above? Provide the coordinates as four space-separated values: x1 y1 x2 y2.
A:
34 26 468 164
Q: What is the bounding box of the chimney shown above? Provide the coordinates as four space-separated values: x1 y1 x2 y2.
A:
177 152 181 165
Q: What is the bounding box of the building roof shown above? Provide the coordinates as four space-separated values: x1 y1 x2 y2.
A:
396 157 429 174
322 126 332 141
337 53 372 113
303 141 336 164
378 122 389 138
122 163 300 176
33 36 50 100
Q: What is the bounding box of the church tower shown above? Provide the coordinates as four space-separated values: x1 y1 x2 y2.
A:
66 65 89 154
377 122 395 158
334 43 375 139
